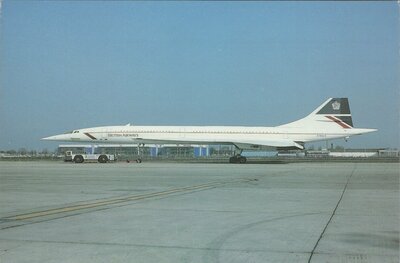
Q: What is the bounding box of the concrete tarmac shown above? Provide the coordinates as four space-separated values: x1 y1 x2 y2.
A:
0 161 398 263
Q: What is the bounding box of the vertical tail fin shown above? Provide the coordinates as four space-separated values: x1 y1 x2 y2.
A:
312 98 353 127
280 98 354 129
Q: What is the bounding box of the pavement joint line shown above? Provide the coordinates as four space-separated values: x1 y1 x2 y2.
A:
3 178 254 221
307 164 357 263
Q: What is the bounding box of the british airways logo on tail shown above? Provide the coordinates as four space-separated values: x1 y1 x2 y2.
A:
332 101 341 110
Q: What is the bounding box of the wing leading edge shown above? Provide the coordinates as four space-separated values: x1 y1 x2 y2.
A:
230 139 304 150
137 137 304 151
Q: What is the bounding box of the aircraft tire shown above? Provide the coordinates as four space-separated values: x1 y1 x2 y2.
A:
73 155 84 163
98 155 108 163
229 156 246 164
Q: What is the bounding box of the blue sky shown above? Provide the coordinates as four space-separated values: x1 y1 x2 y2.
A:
0 1 398 150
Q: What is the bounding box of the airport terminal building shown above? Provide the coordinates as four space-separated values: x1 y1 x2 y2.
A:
57 144 213 159
57 144 399 160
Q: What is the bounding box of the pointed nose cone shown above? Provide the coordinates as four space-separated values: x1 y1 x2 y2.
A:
41 135 57 141
41 134 70 141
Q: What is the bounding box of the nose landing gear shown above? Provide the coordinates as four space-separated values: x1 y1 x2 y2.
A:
136 143 144 163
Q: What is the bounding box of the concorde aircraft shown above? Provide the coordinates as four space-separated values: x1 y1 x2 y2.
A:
42 98 376 163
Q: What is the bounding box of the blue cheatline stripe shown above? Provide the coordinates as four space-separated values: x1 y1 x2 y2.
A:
84 133 97 140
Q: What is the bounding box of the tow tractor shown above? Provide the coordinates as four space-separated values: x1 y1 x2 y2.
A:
64 151 116 163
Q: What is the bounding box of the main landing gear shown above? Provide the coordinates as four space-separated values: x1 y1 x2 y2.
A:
229 146 247 163
229 155 247 164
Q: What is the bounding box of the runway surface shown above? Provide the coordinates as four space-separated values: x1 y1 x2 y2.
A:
0 161 399 263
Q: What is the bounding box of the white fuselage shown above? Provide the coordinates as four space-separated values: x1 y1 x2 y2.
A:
44 125 374 150
41 98 377 151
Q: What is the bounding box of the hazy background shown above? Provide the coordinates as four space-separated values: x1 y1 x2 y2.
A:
0 1 398 151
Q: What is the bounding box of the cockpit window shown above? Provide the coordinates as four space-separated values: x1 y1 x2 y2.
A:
73 131 80 133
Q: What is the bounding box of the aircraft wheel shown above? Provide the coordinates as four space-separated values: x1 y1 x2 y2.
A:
73 155 84 163
229 156 246 164
136 158 142 163
98 155 108 163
